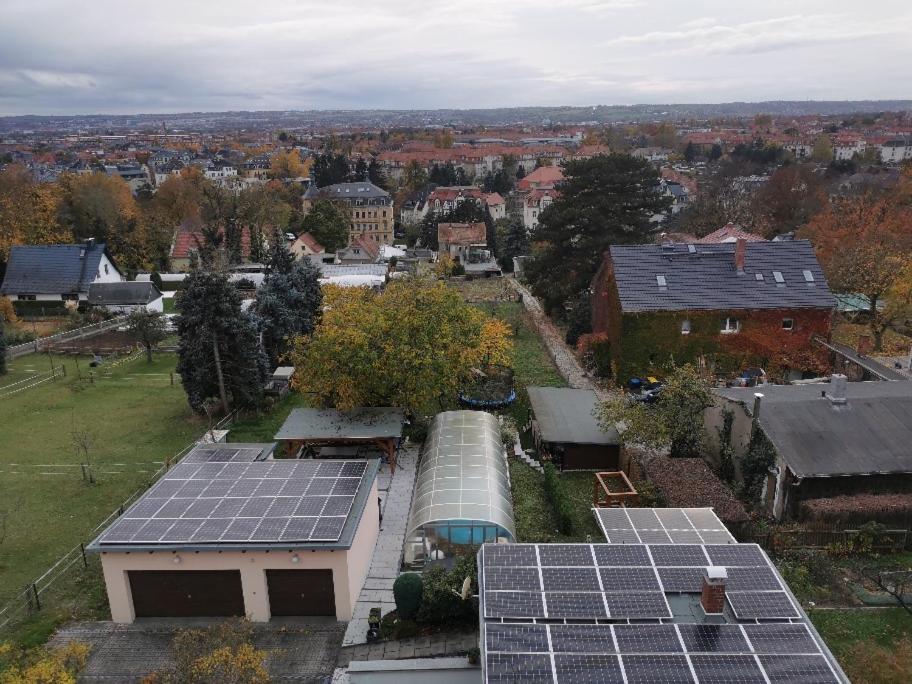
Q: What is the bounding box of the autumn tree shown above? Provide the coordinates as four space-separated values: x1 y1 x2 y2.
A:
751 163 827 236
269 149 305 180
0 165 69 267
176 270 268 413
401 160 429 193
811 135 834 163
57 172 140 262
597 364 713 457
0 641 90 684
524 154 669 316
801 190 912 350
300 199 350 253
289 278 513 413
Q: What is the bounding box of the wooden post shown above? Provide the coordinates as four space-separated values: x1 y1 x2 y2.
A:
62 364 67 377
80 543 88 568
170 372 174 386
32 583 40 611
212 338 229 414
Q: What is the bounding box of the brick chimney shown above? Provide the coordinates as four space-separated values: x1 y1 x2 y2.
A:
701 566 728 614
734 238 746 275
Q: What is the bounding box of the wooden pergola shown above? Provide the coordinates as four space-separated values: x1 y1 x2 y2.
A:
592 471 639 508
273 407 407 473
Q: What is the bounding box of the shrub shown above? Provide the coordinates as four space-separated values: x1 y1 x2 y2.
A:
0 296 19 324
542 462 575 536
500 415 518 450
393 573 424 620
417 553 477 626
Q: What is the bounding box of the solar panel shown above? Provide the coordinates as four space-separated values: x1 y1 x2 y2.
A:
485 624 549 653
628 508 661 529
486 566 541 592
757 654 839 682
595 508 737 546
98 457 371 546
690 654 765 683
484 544 538 567
486 653 553 683
621 654 692 683
743 624 820 654
614 625 682 653
548 625 615 654
541 567 601 592
538 544 594 566
657 567 704 593
677 625 750 653
485 591 546 619
648 545 709 566
727 591 799 620
604 592 671 619
666 529 704 544
594 545 651 566
637 529 674 544
727 566 782 591
705 544 767 567
599 566 661 592
554 654 624 683
544 592 608 619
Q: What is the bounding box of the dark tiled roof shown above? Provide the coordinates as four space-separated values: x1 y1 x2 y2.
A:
88 282 162 306
609 240 834 313
717 382 912 477
1 243 116 295
306 182 390 201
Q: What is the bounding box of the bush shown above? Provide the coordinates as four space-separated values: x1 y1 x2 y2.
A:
393 573 424 620
451 263 466 276
417 554 477 626
542 462 575 536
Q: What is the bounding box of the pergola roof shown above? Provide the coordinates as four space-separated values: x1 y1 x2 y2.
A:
274 407 406 442
406 411 515 541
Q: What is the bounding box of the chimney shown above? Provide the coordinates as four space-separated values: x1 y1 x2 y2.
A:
701 566 727 614
753 392 764 422
827 374 848 405
734 238 746 275
856 335 873 357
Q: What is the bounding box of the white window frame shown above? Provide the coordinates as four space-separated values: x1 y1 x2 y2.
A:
782 318 794 331
681 319 691 335
720 317 740 334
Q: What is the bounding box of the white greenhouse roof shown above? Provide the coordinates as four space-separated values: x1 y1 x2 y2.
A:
406 411 515 541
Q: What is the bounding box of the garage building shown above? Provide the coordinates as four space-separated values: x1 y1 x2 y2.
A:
87 443 380 623
526 386 622 471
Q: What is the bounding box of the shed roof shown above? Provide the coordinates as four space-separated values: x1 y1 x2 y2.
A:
716 382 912 478
407 411 515 541
527 386 619 445
609 240 835 313
1 242 116 295
88 281 162 306
274 407 406 442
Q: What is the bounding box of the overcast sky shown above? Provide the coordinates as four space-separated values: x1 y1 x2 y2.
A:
1 0 910 115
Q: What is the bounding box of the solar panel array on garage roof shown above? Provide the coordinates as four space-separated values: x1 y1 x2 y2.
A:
181 445 272 463
478 537 846 683
97 459 369 546
594 507 737 545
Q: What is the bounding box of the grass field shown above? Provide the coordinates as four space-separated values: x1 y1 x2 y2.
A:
0 351 204 609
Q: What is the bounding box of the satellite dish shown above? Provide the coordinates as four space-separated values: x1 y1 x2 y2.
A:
461 576 472 601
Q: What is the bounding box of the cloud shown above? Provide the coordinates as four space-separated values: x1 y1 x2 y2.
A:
0 1 909 114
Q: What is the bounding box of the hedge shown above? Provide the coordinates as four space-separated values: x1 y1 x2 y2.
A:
12 300 74 317
542 462 576 536
642 456 749 525
801 494 912 527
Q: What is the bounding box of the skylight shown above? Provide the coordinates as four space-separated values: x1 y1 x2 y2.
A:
755 273 764 281
773 271 785 284
656 275 667 287
803 270 815 282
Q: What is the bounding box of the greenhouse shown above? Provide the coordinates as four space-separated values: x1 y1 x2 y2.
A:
404 411 515 567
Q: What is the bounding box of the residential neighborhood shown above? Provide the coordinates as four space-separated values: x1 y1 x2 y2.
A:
2 3 912 683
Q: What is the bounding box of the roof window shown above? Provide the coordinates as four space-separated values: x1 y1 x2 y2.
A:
656 275 667 287
803 270 815 283
755 273 764 281
773 271 785 284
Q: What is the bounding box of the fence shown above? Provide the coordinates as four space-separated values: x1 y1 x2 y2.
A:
0 365 66 399
0 409 239 634
5 316 128 361
742 525 911 554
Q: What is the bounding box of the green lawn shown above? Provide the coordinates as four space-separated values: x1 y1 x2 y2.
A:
0 351 204 610
162 297 177 313
228 391 310 443
810 608 912 680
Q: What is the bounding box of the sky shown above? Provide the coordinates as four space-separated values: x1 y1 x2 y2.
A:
0 0 910 115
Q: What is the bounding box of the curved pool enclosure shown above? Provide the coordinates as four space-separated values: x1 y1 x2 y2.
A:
404 411 515 567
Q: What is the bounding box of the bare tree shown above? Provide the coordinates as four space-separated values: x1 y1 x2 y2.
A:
71 427 97 484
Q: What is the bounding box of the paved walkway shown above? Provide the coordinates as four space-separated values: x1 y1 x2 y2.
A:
337 631 478 666
508 278 608 399
341 444 420 646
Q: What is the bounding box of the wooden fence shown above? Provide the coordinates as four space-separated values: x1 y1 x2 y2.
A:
742 526 911 553
4 316 128 360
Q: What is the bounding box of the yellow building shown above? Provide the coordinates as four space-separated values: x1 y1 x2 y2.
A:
302 182 394 246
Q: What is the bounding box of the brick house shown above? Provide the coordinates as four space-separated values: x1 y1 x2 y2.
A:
590 239 836 383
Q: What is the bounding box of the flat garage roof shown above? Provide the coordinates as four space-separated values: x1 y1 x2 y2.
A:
526 386 619 446
87 443 379 553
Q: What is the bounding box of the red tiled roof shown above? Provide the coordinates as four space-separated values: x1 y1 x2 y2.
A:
295 231 324 253
525 188 560 206
696 223 766 244
517 166 564 191
349 233 380 260
171 222 253 259
483 192 505 206
438 222 486 246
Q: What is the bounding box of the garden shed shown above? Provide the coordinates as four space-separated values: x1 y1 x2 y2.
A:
526 386 622 471
404 411 514 567
273 407 406 472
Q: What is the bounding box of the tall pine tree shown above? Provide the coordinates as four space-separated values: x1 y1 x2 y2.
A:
255 237 323 367
176 270 268 413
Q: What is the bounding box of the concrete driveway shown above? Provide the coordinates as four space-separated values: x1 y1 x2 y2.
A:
50 618 345 683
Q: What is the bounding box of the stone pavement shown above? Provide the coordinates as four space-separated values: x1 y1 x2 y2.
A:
337 630 478 666
50 618 345 683
508 278 608 400
341 444 420 646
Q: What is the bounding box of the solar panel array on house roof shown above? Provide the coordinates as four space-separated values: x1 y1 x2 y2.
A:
478 534 846 683
94 452 372 549
594 507 737 545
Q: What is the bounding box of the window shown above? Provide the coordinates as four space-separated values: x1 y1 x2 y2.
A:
681 319 691 335
721 317 740 334
773 271 785 284
782 318 794 330
755 273 764 281
803 270 815 283
656 275 667 287
103 263 109 275
18 294 36 301
61 294 79 302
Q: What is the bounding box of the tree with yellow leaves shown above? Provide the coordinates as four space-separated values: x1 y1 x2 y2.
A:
289 278 513 413
269 149 306 180
0 641 90 684
0 166 69 264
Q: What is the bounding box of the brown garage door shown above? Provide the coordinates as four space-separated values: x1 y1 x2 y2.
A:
562 444 620 471
266 569 335 617
128 570 245 618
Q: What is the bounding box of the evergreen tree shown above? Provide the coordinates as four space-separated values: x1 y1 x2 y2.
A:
176 270 268 413
367 158 387 189
254 247 322 368
355 158 368 181
524 154 670 317
497 219 530 271
313 153 352 186
684 142 697 163
301 199 350 253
